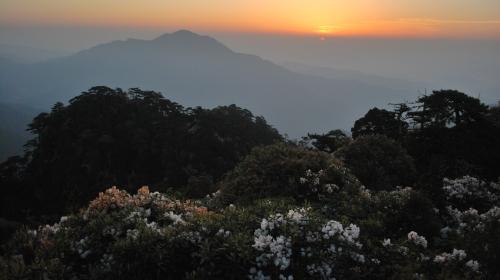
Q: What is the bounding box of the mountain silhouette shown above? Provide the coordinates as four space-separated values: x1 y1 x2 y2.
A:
0 30 410 137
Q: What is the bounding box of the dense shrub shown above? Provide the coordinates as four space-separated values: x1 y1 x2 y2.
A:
336 135 417 190
217 143 359 203
4 174 498 279
355 187 442 242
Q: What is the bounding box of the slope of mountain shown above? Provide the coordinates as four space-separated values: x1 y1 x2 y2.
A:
0 44 68 64
0 102 39 161
0 30 419 137
281 61 424 94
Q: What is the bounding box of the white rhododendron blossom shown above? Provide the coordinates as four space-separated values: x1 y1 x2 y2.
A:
251 207 364 280
165 211 185 225
322 221 361 248
407 231 428 248
6 174 500 279
443 176 500 205
445 205 500 235
286 207 310 225
382 238 391 247
465 259 480 272
299 169 339 196
432 249 480 272
433 249 467 263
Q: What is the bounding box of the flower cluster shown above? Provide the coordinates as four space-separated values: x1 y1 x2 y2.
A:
443 176 500 212
433 249 480 272
445 205 500 234
321 221 361 248
407 231 428 248
4 174 500 279
298 169 339 197
250 207 364 280
433 249 467 263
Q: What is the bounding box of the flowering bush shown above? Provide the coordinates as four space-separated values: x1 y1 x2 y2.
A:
1 175 499 279
443 175 500 211
217 143 346 203
250 208 365 280
439 176 500 277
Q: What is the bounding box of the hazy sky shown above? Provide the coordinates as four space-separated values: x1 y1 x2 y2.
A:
1 0 500 38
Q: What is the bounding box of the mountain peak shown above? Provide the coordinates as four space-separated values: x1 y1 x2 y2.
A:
154 30 203 41
152 30 231 53
172 29 198 37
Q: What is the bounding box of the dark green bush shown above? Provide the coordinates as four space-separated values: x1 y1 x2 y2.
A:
218 143 358 203
336 135 417 190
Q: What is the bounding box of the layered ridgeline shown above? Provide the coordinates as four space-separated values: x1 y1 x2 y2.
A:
0 30 414 139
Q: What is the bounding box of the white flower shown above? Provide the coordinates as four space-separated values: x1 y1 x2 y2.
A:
433 249 467 264
382 238 391 247
443 176 500 205
216 228 231 238
260 218 269 230
407 231 427 248
126 229 140 240
286 208 309 225
465 259 480 272
165 211 185 225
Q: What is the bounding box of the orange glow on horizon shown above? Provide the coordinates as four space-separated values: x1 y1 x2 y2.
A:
1 0 499 39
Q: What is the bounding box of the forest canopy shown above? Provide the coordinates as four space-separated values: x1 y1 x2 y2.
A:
0 86 282 221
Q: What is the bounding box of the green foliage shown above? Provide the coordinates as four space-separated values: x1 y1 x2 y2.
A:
405 92 500 190
336 135 417 190
361 189 441 240
1 87 499 279
352 107 408 140
217 143 356 203
0 87 282 220
183 105 282 189
2 175 496 279
350 91 500 194
408 90 488 129
304 129 351 153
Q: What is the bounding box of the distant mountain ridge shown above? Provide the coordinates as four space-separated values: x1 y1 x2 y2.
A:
0 44 68 64
0 30 417 138
0 102 39 160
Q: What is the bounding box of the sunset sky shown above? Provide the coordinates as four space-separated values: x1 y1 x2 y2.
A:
1 0 500 38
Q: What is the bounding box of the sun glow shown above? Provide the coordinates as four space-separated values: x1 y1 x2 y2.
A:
0 0 499 38
316 25 338 34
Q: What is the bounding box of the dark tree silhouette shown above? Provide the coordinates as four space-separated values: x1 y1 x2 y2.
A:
347 90 500 196
404 90 499 189
336 135 416 191
408 89 487 129
305 129 350 153
352 107 408 139
0 87 282 220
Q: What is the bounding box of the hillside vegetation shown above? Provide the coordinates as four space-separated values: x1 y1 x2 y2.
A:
1 87 499 279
